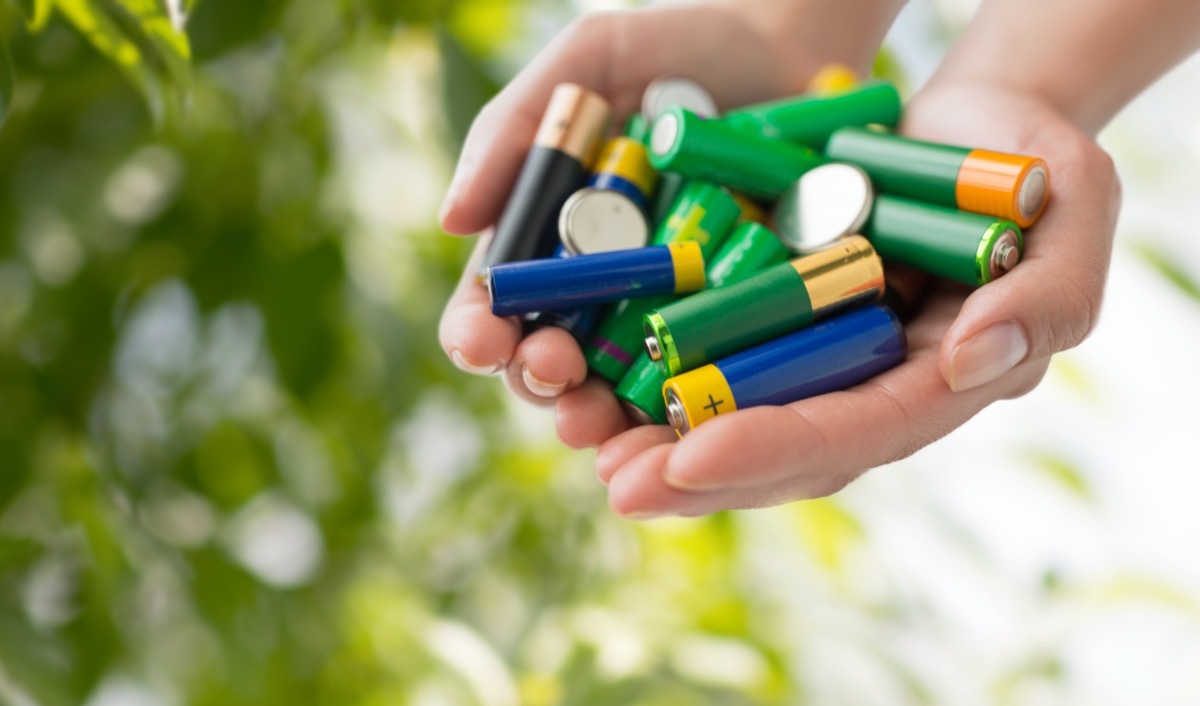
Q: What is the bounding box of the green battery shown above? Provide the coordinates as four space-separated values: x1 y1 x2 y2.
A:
585 181 742 382
644 235 884 377
722 81 902 149
624 112 650 143
648 106 827 200
866 195 1023 286
648 173 688 230
825 126 1050 228
615 221 791 423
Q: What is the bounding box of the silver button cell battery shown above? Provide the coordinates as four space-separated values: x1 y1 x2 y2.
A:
773 162 874 253
558 188 650 255
642 77 719 122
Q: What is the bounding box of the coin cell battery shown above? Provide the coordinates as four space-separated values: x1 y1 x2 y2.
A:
558 188 650 255
773 163 874 253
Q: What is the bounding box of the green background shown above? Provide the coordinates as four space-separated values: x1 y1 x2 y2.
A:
3 1 1200 704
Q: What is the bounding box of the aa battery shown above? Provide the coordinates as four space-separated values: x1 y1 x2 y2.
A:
648 107 826 200
866 195 1023 286
722 81 901 150
663 304 907 435
586 136 658 209
645 235 884 377
615 222 790 423
825 127 1050 228
585 181 742 382
480 84 612 278
488 242 705 317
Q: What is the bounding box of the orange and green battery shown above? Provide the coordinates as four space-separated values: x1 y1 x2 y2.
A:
648 106 826 200
584 181 742 382
644 236 885 377
615 222 790 424
867 195 1024 286
721 81 901 150
825 126 1050 228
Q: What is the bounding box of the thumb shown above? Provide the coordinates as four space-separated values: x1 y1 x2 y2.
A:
940 136 1121 392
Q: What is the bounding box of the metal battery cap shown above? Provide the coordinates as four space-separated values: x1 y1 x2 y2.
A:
642 77 719 121
558 188 650 255
664 388 690 435
1019 165 1048 223
773 162 874 253
988 228 1022 279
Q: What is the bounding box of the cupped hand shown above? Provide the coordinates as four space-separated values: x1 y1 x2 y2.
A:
585 83 1120 518
438 3 836 405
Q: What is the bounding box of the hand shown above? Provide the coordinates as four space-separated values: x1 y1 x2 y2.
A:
585 83 1120 518
438 2 888 405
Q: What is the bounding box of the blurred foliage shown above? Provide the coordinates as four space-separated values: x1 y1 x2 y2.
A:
1 1 1199 704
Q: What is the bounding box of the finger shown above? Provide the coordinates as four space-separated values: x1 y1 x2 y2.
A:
555 378 634 450
440 7 792 235
607 444 797 519
595 424 677 485
657 291 1050 495
939 123 1120 392
501 325 588 404
439 15 621 235
439 235 522 375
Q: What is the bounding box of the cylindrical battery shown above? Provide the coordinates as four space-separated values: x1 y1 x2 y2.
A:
807 64 859 94
648 107 826 200
825 127 1050 228
584 182 743 382
558 188 650 255
624 113 650 143
642 76 720 121
479 84 612 278
722 81 901 150
615 221 789 423
663 304 907 436
488 242 705 317
587 137 658 209
645 235 884 377
648 173 688 230
525 306 601 345
867 195 1023 286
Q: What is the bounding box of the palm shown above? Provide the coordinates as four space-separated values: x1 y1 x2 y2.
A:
571 84 1117 517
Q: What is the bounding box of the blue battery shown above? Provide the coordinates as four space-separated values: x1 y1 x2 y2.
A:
587 173 647 209
488 242 706 317
663 304 906 435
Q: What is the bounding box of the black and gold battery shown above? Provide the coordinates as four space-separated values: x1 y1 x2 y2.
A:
648 106 827 200
866 195 1023 286
644 236 884 377
488 242 706 317
478 84 612 279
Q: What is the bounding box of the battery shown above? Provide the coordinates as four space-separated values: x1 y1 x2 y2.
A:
866 195 1023 286
648 106 827 200
642 76 719 121
587 136 658 209
663 304 907 435
825 126 1050 228
722 81 901 150
773 162 874 253
584 181 742 382
624 113 650 143
615 221 790 423
479 84 612 278
644 235 884 377
488 241 705 317
558 188 650 254
648 173 688 230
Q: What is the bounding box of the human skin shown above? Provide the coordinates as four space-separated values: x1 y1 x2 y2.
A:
439 0 1200 518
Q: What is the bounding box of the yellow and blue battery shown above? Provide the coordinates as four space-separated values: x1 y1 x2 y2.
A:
488 242 705 317
663 304 907 436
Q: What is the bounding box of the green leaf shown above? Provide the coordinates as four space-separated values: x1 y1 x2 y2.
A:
1132 241 1200 305
8 0 53 30
53 0 192 125
0 38 13 131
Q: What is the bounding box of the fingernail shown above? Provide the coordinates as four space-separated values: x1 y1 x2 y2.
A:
662 469 714 492
522 365 568 398
948 322 1028 392
450 349 503 376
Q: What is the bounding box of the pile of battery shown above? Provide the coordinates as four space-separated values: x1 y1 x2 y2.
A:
476 68 1050 436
